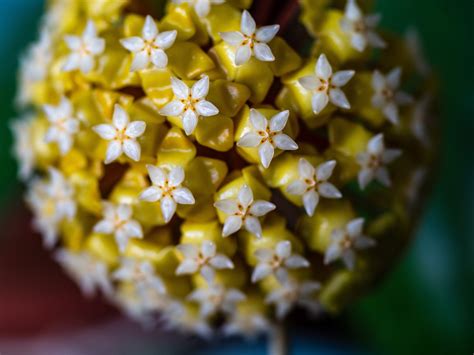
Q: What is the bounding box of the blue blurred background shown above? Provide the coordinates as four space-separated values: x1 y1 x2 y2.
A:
0 1 472 354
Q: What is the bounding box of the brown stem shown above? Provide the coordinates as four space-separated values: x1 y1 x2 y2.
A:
268 322 288 355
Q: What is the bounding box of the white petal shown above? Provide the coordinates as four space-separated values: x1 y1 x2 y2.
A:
342 249 356 270
316 160 336 181
298 158 315 179
237 132 261 147
254 248 273 262
172 187 195 205
120 37 144 52
273 134 298 151
286 180 306 195
329 88 351 109
372 70 386 91
182 109 198 135
160 196 177 223
251 264 273 283
79 55 94 74
367 31 386 48
351 33 367 52
58 136 73 155
112 104 129 130
219 31 245 46
171 77 190 99
365 13 381 27
375 167 391 187
241 10 256 36
200 265 215 282
269 110 289 132
332 70 355 87
255 24 280 43
130 50 149 72
298 75 319 91
238 184 253 207
311 92 329 114
324 243 342 264
191 75 209 100
383 102 399 124
285 255 310 268
209 255 234 269
358 168 374 189
154 30 177 50
318 182 342 199
382 149 402 163
123 139 141 161
146 164 166 186
64 35 81 50
194 0 211 18
195 100 219 117
151 48 168 68
139 186 162 202
176 259 199 275
169 166 185 186
93 220 114 234
354 235 376 249
88 38 105 54
386 67 402 89
105 140 123 164
245 216 262 238
62 53 80 71
315 54 332 80
303 190 319 216
346 218 364 237
249 109 268 131
276 240 291 259
235 44 252 66
201 240 216 258
159 100 185 117
345 0 362 21
177 244 199 258
142 15 158 41
83 20 97 38
368 134 384 155
122 220 143 239
222 215 243 237
214 199 239 215
258 141 274 168
117 204 132 220
125 121 146 138
254 43 275 62
249 200 275 217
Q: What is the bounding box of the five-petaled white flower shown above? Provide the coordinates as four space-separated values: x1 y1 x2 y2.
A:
63 19 105 73
324 218 375 270
340 0 386 52
220 10 279 66
176 240 234 281
162 301 213 338
237 109 298 168
287 158 342 216
113 258 166 295
173 0 225 18
265 279 321 319
357 134 401 189
298 54 355 115
214 184 276 238
139 165 195 223
223 310 269 338
11 114 35 180
43 96 80 155
188 283 246 318
27 168 76 248
120 15 177 72
372 67 413 125
252 240 309 283
55 248 113 297
93 104 146 164
159 76 219 135
93 202 144 252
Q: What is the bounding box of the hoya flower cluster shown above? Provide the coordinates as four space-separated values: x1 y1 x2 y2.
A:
12 0 435 338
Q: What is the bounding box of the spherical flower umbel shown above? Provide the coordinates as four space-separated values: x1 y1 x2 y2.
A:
220 10 279 66
13 0 435 344
298 54 355 114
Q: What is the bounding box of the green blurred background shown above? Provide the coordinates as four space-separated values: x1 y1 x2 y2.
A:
0 1 472 354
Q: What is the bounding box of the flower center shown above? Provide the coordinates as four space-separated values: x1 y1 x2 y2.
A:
241 34 257 49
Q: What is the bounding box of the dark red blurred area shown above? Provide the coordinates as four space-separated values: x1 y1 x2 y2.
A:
0 201 117 336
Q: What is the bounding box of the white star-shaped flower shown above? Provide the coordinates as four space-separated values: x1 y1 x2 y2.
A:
298 54 355 115
173 0 225 18
93 202 144 253
93 104 146 164
176 240 234 281
251 240 309 283
220 10 279 66
223 311 269 338
63 19 105 73
159 76 219 135
324 218 375 270
54 248 113 297
237 109 298 168
188 283 246 318
287 158 342 216
356 134 401 189
113 258 166 295
340 0 386 52
162 301 213 338
120 15 177 72
372 67 413 125
43 96 80 155
214 184 276 238
265 279 321 319
27 168 76 248
139 165 195 223
10 115 35 180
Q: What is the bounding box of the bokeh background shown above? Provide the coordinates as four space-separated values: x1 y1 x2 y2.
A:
0 0 472 354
